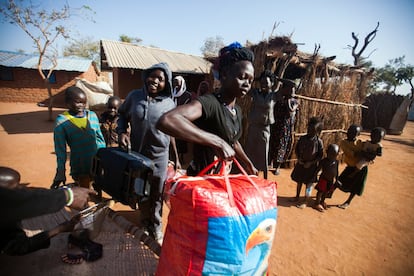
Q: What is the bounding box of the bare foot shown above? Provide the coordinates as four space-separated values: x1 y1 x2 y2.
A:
272 169 280 175
314 204 325 212
296 202 307 209
338 203 350 209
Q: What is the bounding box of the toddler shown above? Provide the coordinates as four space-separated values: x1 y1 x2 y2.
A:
314 144 340 212
355 127 385 170
100 96 121 147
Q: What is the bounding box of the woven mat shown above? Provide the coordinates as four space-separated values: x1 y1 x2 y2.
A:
0 208 159 276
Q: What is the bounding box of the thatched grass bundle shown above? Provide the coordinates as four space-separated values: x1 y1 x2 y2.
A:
362 93 406 131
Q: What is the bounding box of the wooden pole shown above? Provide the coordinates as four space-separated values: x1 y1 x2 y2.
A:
294 94 368 109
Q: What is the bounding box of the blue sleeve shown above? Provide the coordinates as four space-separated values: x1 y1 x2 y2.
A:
89 111 106 149
53 115 68 172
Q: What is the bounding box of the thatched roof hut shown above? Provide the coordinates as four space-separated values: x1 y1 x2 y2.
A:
243 36 374 163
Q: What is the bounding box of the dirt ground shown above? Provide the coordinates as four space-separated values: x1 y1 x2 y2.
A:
0 102 413 276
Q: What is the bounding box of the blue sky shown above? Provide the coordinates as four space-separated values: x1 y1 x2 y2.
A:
1 0 413 94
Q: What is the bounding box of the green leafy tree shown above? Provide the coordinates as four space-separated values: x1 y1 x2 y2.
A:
396 64 414 96
373 56 414 95
119 34 142 44
201 36 225 57
0 0 93 120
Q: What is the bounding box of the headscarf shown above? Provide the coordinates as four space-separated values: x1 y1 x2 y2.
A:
197 81 210 96
172 76 187 100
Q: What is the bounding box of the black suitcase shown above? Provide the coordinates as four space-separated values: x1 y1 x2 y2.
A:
91 147 154 209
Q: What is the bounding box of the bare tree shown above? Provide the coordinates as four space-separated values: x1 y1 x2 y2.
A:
0 0 93 120
200 36 225 58
347 22 379 66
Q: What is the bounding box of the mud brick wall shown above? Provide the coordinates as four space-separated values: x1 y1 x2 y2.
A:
0 66 97 103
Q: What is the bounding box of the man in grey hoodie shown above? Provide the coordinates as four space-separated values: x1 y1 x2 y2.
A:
117 62 177 245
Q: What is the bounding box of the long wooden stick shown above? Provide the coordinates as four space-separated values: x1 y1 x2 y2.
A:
294 129 346 137
294 94 368 109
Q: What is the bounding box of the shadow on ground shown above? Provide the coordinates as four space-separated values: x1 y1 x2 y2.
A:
0 109 63 134
384 136 414 148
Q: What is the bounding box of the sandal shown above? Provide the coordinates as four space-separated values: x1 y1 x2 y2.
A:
61 253 85 264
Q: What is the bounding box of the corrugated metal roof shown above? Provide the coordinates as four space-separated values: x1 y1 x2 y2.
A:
0 50 92 72
100 40 211 74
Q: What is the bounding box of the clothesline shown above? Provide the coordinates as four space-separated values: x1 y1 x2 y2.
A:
294 94 368 109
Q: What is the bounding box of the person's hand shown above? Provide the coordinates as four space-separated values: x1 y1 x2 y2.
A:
52 169 66 189
51 180 64 189
69 187 97 210
215 140 236 161
118 133 130 150
245 162 258 176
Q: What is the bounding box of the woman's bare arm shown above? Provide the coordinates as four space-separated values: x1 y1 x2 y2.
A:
157 101 235 160
233 140 258 175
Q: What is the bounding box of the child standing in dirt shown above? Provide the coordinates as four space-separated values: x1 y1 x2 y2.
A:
314 144 340 212
245 70 277 179
355 127 385 171
338 125 385 209
290 117 323 209
52 86 106 189
99 96 122 147
337 124 364 209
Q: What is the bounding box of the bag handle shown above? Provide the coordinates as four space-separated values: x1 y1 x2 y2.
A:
197 158 264 207
230 159 263 196
197 159 224 176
